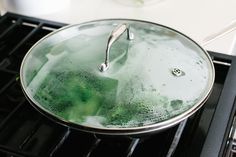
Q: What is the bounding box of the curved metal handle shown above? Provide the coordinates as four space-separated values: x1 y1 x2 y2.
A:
99 24 134 72
202 20 236 46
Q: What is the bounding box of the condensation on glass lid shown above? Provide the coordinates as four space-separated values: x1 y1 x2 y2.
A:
21 19 214 129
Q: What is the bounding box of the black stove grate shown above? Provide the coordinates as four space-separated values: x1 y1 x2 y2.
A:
0 13 236 157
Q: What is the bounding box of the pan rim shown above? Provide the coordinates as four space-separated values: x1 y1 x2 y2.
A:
20 18 215 135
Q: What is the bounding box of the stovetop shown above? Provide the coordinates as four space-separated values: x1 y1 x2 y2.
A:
0 12 236 157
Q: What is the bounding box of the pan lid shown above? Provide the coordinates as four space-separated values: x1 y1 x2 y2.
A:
20 19 214 134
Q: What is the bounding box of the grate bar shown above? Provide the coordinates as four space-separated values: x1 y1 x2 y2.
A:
213 60 231 66
0 18 22 39
86 138 102 157
126 138 140 157
49 128 71 157
0 58 11 69
0 145 37 157
8 22 44 55
0 99 24 130
0 77 15 95
166 119 187 157
18 117 43 150
42 26 58 31
6 12 66 28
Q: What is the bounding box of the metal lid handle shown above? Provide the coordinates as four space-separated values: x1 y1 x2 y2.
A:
99 24 134 72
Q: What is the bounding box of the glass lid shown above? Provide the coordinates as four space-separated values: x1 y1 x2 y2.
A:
20 19 214 130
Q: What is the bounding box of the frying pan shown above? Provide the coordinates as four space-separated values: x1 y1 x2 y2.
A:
20 19 215 136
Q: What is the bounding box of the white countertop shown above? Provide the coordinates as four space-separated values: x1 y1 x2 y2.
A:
1 0 236 55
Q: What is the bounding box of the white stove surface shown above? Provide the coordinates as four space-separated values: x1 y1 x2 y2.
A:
1 0 236 56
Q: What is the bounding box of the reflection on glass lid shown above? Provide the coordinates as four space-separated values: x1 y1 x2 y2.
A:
21 20 214 129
